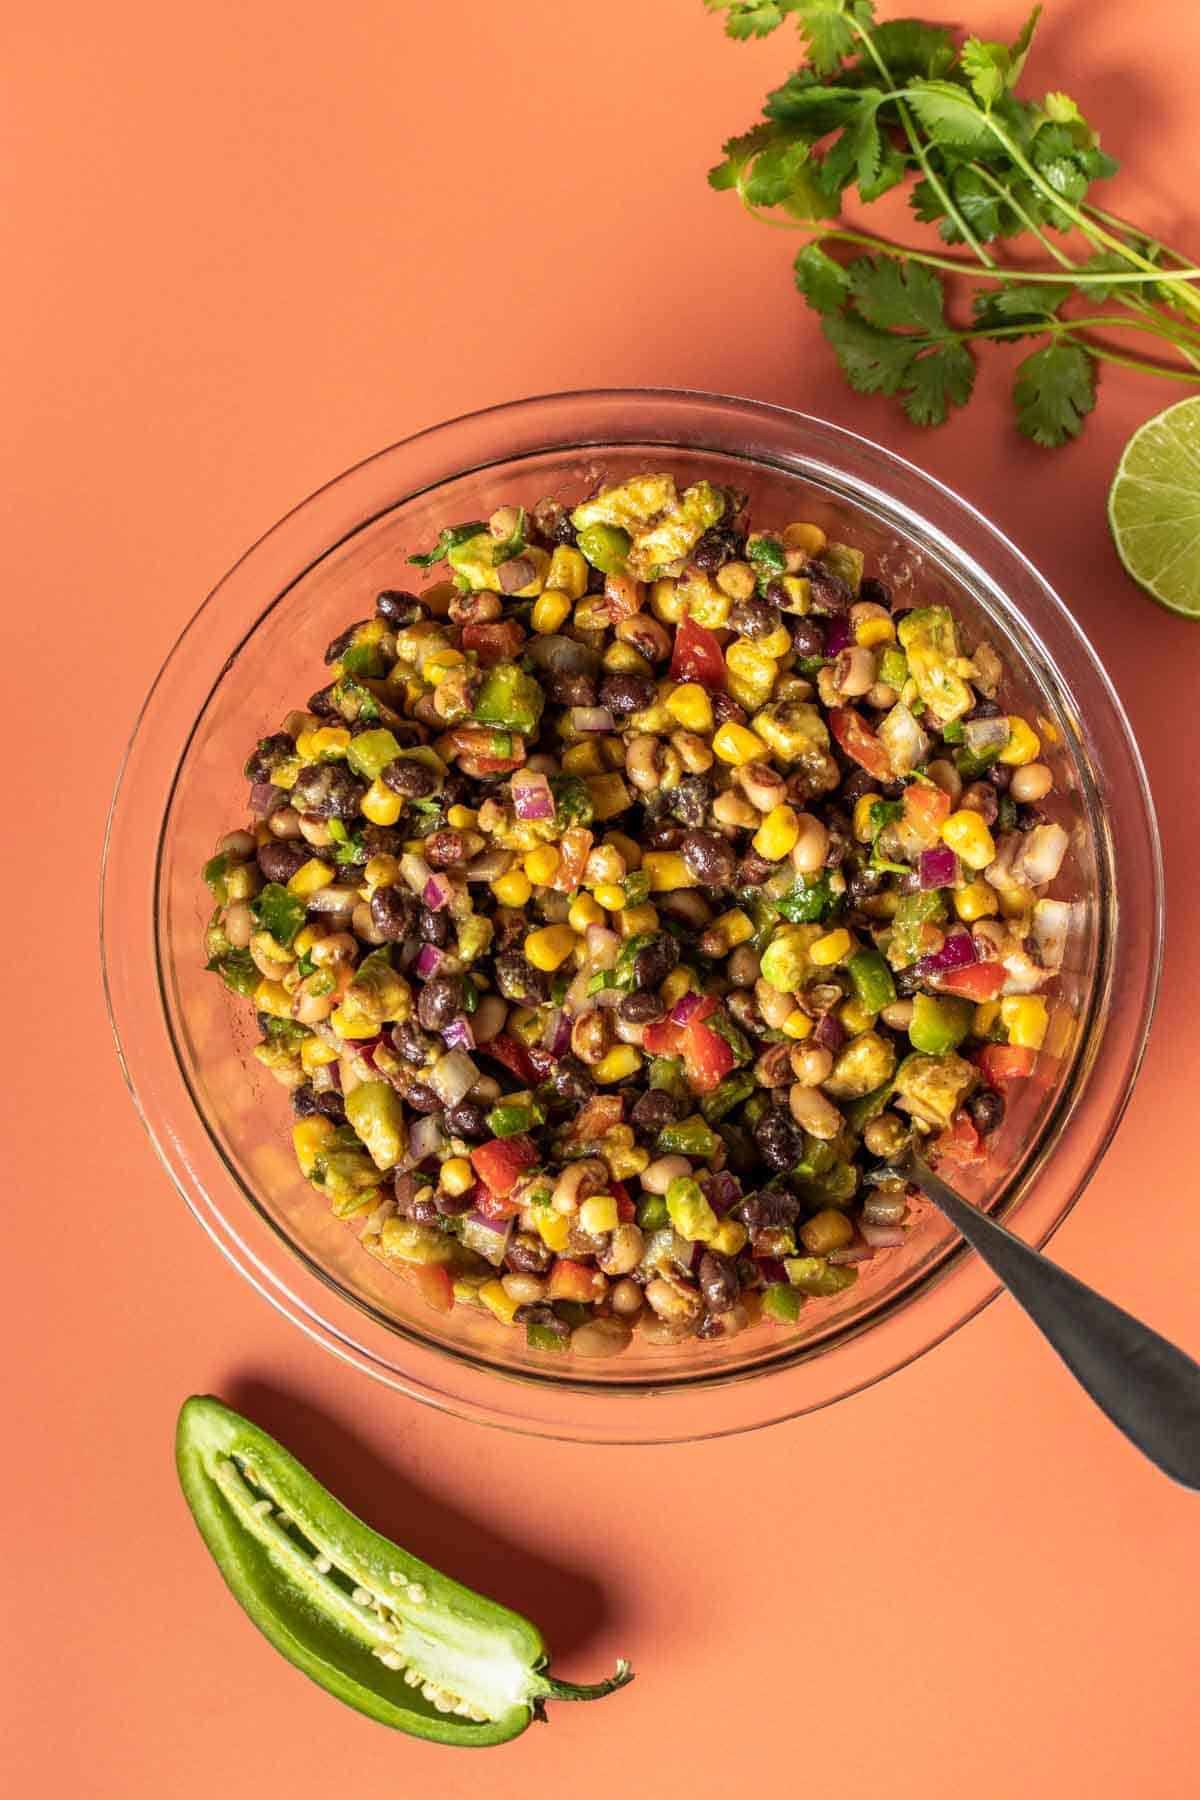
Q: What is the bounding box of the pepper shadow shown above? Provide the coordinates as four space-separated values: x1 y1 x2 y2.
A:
223 1375 611 1662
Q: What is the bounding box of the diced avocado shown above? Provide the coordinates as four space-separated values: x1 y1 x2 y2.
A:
446 531 503 592
820 543 865 594
346 728 405 782
891 1051 977 1128
337 946 412 1032
456 911 494 965
571 474 727 581
897 606 973 722
377 1217 457 1266
824 1030 897 1101
783 1256 858 1297
345 1080 407 1170
472 664 545 737
751 700 831 765
759 924 821 994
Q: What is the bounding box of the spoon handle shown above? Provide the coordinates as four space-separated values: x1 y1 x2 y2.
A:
902 1158 1200 1491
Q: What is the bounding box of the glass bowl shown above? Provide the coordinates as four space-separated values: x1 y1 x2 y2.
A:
101 389 1162 1442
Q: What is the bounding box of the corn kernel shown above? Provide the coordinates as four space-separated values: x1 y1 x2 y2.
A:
853 793 881 843
649 577 686 623
999 716 1040 766
618 904 659 937
726 640 778 687
709 1218 748 1257
579 1195 619 1235
361 778 403 826
776 575 811 614
660 966 694 1008
331 1004 385 1040
607 1146 650 1180
594 883 626 913
531 589 572 634
586 772 633 821
603 641 652 676
287 858 334 897
999 885 1035 922
446 804 477 830
424 647 466 687
573 597 610 633
593 1045 643 1085
752 803 800 863
533 1206 571 1252
974 1000 1001 1037
1000 995 1048 1051
586 844 626 886
665 682 714 734
293 923 321 955
545 544 588 601
942 810 996 871
492 867 532 908
569 893 605 931
838 996 876 1034
439 1156 475 1197
710 909 754 950
644 851 696 893
300 1036 339 1073
561 740 604 777
253 979 293 1019
782 521 827 555
524 925 579 972
758 624 792 658
508 1007 543 1047
292 1116 334 1175
478 1280 521 1326
600 735 626 770
855 615 896 648
363 854 400 892
781 1009 814 1040
954 880 999 922
810 928 852 967
713 722 768 766
524 845 561 886
605 831 641 871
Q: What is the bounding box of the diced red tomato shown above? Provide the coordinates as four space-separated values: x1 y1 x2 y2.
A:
524 1045 558 1081
470 1134 539 1197
461 620 525 665
448 727 526 775
473 1185 523 1222
829 707 892 782
930 1111 986 1170
611 1181 635 1222
903 782 951 842
481 1034 540 1084
552 826 593 893
682 1016 735 1094
642 1018 683 1057
546 1259 606 1303
670 615 727 689
938 962 1007 1002
405 1263 454 1313
605 575 644 622
976 1043 1038 1090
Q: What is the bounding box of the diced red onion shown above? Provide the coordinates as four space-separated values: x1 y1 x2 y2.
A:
511 771 554 820
916 930 977 977
430 1048 478 1106
1032 897 1071 972
460 1213 512 1266
585 925 620 970
828 1242 876 1265
964 715 1012 755
670 992 705 1027
702 1171 742 1216
442 1014 475 1051
878 702 930 776
863 1193 907 1226
422 873 453 912
1014 823 1069 887
813 1013 845 1053
414 943 444 980
407 1113 445 1165
860 1221 906 1249
541 1007 568 1055
825 616 852 656
352 1035 384 1069
248 781 285 818
400 851 433 897
571 706 615 734
918 846 959 891
754 1257 789 1284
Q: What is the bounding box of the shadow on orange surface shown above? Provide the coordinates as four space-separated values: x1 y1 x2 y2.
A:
223 1374 613 1664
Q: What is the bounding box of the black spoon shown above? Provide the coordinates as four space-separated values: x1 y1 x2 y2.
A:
895 1150 1200 1491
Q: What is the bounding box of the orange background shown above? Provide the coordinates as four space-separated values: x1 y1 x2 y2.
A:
6 2 1200 1795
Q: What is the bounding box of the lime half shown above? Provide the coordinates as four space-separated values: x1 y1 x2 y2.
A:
1108 395 1200 619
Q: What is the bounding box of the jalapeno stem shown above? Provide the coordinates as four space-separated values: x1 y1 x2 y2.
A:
532 1660 635 1702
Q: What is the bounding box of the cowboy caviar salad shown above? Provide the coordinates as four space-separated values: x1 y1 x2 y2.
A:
202 472 1072 1356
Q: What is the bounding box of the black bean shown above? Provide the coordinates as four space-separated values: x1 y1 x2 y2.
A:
846 867 885 904
434 1189 475 1217
243 732 296 783
718 1122 758 1177
960 782 999 828
788 617 826 659
893 963 922 997
667 776 712 830
291 763 366 820
630 1089 687 1139
966 696 1003 720
645 820 684 850
740 1183 800 1236
618 991 667 1025
698 1251 739 1315
314 1090 346 1125
753 1106 806 1172
391 1019 435 1065
632 933 679 992
551 1054 596 1105
710 692 747 728
494 952 550 1006
410 1198 441 1226
405 1082 442 1113
491 910 528 953
376 589 423 626
840 768 878 807
290 1084 320 1117
424 829 467 868
308 685 340 718
545 670 599 708
988 760 1013 792
418 906 450 947
513 1302 569 1336
444 1100 489 1140
256 840 310 884
728 599 777 640
417 974 465 1032
681 830 737 888
381 757 437 798
370 885 418 942
507 1233 554 1275
735 850 774 888
1016 804 1048 833
392 1172 421 1214
325 621 369 664
802 561 853 616
691 525 744 573
966 1089 1005 1136
599 672 656 715
859 576 893 609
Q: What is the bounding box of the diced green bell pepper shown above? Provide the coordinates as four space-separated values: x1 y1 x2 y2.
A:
772 875 837 924
700 1069 756 1123
472 665 545 737
636 1194 670 1232
526 1322 568 1353
908 991 974 1056
576 522 631 573
761 1282 806 1323
488 1102 543 1139
783 1256 859 1297
846 948 897 1015
665 1176 719 1243
888 890 947 968
878 646 908 690
648 1056 688 1100
346 728 405 781
654 1114 720 1160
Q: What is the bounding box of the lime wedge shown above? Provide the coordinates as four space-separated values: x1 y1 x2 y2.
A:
1108 395 1200 619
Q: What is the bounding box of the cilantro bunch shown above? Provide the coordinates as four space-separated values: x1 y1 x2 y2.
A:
705 1 1200 444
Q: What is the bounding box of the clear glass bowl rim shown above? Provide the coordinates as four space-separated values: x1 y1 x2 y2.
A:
100 386 1164 1443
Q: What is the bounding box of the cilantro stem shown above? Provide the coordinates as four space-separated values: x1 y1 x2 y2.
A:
967 163 1075 270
